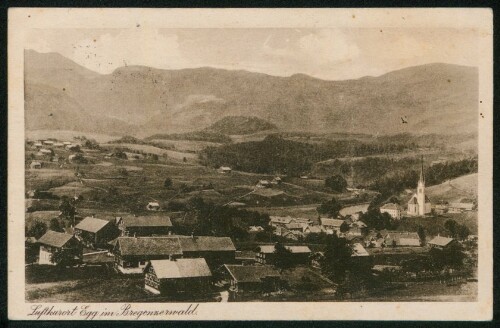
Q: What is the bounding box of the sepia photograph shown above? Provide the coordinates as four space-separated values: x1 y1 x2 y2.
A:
8 8 493 320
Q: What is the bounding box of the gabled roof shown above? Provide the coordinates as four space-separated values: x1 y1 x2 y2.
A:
351 243 370 257
149 258 212 279
428 236 455 247
116 237 183 256
38 230 75 248
304 226 325 234
385 231 420 246
269 216 293 224
224 265 280 283
285 223 306 230
258 245 311 254
75 217 111 233
178 236 236 252
320 218 344 227
119 215 172 228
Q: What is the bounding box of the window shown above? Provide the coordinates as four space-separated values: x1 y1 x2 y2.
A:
140 261 146 266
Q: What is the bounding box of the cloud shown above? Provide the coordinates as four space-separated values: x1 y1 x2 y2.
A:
68 29 188 74
263 29 360 66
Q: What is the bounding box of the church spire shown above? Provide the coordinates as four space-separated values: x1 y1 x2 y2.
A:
419 155 425 184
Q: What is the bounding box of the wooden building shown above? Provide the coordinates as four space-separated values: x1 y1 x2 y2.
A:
256 245 311 265
74 217 118 248
116 215 173 237
113 237 183 274
37 230 82 265
177 236 236 267
428 235 458 250
144 258 212 295
224 265 281 293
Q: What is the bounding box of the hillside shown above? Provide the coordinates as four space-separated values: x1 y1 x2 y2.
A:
426 173 478 203
205 116 277 135
25 50 478 136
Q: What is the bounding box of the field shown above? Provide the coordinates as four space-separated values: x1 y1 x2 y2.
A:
426 173 478 203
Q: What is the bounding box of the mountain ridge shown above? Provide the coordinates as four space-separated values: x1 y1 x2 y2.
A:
24 50 479 137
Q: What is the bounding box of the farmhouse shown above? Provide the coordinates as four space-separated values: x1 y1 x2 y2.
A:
112 237 183 274
224 265 281 293
303 225 326 235
428 235 457 250
256 245 311 265
43 140 54 145
269 216 293 228
380 203 402 220
384 231 421 247
146 202 161 211
112 235 236 274
30 161 42 169
144 258 212 295
40 148 52 155
74 217 118 247
320 218 344 235
116 215 173 237
177 236 236 267
449 201 475 213
37 230 82 266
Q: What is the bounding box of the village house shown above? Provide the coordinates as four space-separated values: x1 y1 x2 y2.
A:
271 176 282 185
144 258 212 295
247 225 264 233
53 142 65 148
281 230 304 241
344 218 368 236
116 215 173 237
320 217 344 235
224 264 281 293
380 203 402 220
146 201 161 211
449 200 475 213
269 216 293 228
256 245 311 265
40 148 52 155
30 161 42 169
177 235 236 267
74 217 118 248
112 235 236 274
113 237 183 274
428 235 458 250
235 251 257 265
43 140 54 146
218 166 232 174
37 230 82 266
34 142 43 148
384 231 421 247
303 225 326 235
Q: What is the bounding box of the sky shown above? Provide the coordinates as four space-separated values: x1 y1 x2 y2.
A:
26 28 479 80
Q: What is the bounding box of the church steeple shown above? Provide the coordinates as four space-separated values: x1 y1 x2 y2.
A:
419 155 425 184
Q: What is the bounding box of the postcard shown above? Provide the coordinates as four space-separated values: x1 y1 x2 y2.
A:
8 8 493 320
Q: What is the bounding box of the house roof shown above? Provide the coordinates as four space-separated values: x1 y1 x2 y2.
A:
219 166 231 170
178 236 236 252
305 226 325 234
429 236 455 247
269 216 293 224
149 258 212 279
381 203 401 210
320 218 344 227
224 265 280 283
119 215 172 228
75 217 111 233
258 245 311 254
235 251 257 260
38 230 75 248
116 237 183 256
30 161 41 165
385 231 420 246
285 223 305 230
351 243 370 257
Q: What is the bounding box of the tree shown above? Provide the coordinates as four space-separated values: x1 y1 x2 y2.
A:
49 218 65 233
325 175 348 193
273 242 294 272
360 208 397 231
317 197 342 218
457 225 471 241
444 219 459 238
164 177 173 189
417 225 426 245
59 196 76 226
27 220 48 239
340 221 350 233
51 247 80 266
430 243 466 269
320 234 352 282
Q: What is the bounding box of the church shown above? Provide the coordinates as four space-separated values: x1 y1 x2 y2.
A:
407 158 432 216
